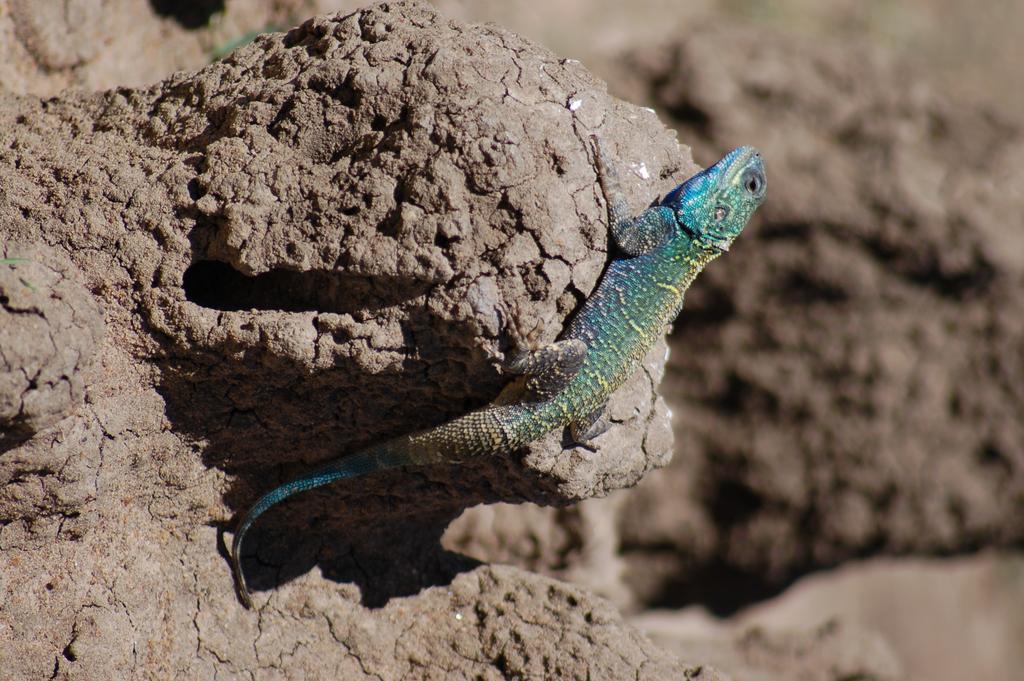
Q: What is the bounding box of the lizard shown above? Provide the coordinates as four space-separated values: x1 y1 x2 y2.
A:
230 138 767 607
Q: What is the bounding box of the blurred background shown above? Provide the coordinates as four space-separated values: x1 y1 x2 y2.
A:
3 1 1021 679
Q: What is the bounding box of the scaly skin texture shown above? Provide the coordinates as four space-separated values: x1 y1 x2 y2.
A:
231 140 767 607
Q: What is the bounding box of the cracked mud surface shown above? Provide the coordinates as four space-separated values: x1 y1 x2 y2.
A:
0 246 104 448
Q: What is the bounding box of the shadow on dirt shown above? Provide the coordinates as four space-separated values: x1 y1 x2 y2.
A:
157 259 561 607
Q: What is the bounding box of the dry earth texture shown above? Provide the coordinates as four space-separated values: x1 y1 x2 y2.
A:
2 1 1022 680
0 2 709 679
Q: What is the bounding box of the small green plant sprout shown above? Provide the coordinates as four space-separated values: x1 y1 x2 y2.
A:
1 257 37 292
210 25 283 62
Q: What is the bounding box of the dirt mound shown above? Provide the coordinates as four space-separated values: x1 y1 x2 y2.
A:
0 2 710 678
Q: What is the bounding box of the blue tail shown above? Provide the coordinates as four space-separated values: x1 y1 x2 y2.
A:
231 446 410 607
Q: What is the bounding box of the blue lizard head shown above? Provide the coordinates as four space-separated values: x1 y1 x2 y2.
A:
662 146 766 252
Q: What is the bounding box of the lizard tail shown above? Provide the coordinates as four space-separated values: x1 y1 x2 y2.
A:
230 405 519 608
230 444 411 608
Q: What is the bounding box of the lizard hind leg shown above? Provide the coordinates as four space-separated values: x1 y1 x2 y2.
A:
505 338 587 401
570 404 610 445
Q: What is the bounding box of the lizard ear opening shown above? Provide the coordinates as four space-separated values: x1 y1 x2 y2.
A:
660 166 715 212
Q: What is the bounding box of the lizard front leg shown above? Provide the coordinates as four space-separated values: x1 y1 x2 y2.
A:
593 135 673 256
505 338 588 401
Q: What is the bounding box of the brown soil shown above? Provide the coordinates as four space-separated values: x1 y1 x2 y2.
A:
0 3 702 678
1 1 1021 680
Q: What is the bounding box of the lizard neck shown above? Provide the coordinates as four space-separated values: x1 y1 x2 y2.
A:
661 235 721 317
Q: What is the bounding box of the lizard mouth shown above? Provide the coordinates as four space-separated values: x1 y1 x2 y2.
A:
713 239 731 252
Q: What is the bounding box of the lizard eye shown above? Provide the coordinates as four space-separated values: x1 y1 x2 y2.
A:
714 205 729 221
741 168 766 198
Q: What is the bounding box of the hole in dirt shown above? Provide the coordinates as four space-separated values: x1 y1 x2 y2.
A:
186 178 203 201
182 260 429 314
664 100 713 138
708 478 764 526
635 555 797 617
149 0 224 29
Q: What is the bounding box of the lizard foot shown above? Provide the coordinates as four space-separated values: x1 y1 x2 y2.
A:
570 404 610 445
508 338 588 401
